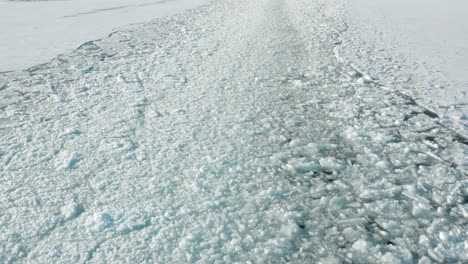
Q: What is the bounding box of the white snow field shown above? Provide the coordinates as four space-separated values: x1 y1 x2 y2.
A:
340 0 468 130
0 0 467 263
0 0 208 72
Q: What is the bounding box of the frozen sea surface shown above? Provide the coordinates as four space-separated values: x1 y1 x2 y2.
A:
0 0 467 263
341 0 468 129
0 0 208 71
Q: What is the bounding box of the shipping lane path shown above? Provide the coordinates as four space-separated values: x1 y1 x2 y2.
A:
1 0 467 263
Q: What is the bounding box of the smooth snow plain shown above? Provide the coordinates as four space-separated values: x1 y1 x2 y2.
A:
0 0 208 72
0 0 467 263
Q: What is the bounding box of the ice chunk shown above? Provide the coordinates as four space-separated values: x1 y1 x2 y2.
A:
319 157 346 171
61 203 84 221
321 255 342 264
329 197 346 211
86 212 114 232
343 227 361 242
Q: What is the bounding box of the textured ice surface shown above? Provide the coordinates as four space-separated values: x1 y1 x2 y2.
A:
0 0 467 263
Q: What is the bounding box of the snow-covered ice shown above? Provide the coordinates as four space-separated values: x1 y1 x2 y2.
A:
339 0 468 130
0 0 208 72
0 0 467 263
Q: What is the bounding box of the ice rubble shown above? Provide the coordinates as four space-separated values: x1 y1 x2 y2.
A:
0 0 466 263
